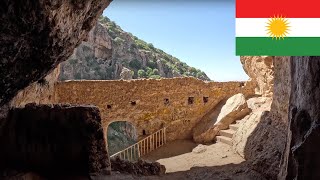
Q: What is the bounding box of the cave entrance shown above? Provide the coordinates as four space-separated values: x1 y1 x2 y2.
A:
107 121 138 156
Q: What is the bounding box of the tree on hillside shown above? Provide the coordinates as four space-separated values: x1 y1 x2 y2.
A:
129 59 142 70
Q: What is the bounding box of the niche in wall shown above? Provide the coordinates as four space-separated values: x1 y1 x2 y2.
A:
164 98 170 105
188 97 194 105
130 101 136 106
203 97 209 103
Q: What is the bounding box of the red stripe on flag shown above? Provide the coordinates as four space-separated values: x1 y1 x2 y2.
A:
236 0 320 18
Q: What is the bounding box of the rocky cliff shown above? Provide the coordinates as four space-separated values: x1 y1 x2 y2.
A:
59 16 210 81
107 121 138 155
9 66 60 107
233 56 290 179
240 56 274 97
0 0 113 178
278 57 320 180
0 0 112 107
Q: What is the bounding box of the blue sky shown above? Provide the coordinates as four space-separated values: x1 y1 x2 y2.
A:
103 0 249 81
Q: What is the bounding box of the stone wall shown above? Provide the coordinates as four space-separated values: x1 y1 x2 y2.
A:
54 77 255 141
0 104 110 178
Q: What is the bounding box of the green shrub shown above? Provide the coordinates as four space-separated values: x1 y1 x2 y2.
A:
99 16 110 24
149 75 161 79
129 59 142 70
152 69 159 75
148 43 155 50
74 72 82 79
145 67 153 77
146 60 157 69
114 37 124 45
138 69 146 78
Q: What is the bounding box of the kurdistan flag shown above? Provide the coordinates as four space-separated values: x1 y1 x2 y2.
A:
236 0 320 56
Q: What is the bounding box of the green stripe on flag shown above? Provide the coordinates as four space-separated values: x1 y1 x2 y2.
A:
236 37 320 56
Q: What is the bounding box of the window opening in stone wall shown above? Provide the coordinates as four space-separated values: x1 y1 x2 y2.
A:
164 98 170 105
188 97 194 105
107 104 112 109
203 97 209 103
130 101 136 106
142 130 146 135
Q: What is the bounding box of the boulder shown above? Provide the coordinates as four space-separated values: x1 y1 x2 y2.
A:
110 157 166 176
193 93 251 143
120 67 134 80
192 144 207 154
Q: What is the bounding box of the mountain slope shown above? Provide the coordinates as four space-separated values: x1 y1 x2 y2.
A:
59 16 210 81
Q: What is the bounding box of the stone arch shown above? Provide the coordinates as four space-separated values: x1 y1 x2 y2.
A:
106 120 138 156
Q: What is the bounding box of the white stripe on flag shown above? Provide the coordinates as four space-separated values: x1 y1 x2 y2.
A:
236 18 320 37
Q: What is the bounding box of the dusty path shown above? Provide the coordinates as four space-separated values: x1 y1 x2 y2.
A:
143 140 244 173
109 140 266 180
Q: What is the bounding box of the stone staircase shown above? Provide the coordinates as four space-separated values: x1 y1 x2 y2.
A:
215 120 241 146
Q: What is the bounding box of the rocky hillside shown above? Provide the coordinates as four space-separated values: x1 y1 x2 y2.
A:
59 16 210 81
107 121 138 155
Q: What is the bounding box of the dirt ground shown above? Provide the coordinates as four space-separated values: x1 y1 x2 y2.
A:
109 140 266 180
10 140 266 180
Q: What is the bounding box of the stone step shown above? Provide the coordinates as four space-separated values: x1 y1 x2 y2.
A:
218 129 235 138
216 136 232 146
229 124 240 131
236 120 242 124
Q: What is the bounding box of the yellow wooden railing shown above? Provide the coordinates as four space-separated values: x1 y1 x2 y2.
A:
110 127 167 161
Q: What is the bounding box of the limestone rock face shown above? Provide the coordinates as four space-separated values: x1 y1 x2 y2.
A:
278 57 320 180
193 93 251 143
232 111 265 158
107 121 137 155
246 96 272 111
9 66 60 107
233 57 290 179
87 23 113 59
240 56 274 97
59 17 210 81
0 0 112 107
120 67 134 80
215 93 251 128
231 97 287 180
270 57 291 127
232 97 272 157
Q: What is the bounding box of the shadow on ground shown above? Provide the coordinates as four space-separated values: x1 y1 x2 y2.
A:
106 161 266 180
141 140 197 161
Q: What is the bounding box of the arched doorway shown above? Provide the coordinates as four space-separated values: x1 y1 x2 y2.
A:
107 121 138 156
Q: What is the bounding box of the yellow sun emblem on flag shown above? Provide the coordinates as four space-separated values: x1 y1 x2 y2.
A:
266 15 290 40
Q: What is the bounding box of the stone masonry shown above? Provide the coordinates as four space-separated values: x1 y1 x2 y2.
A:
53 77 255 141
